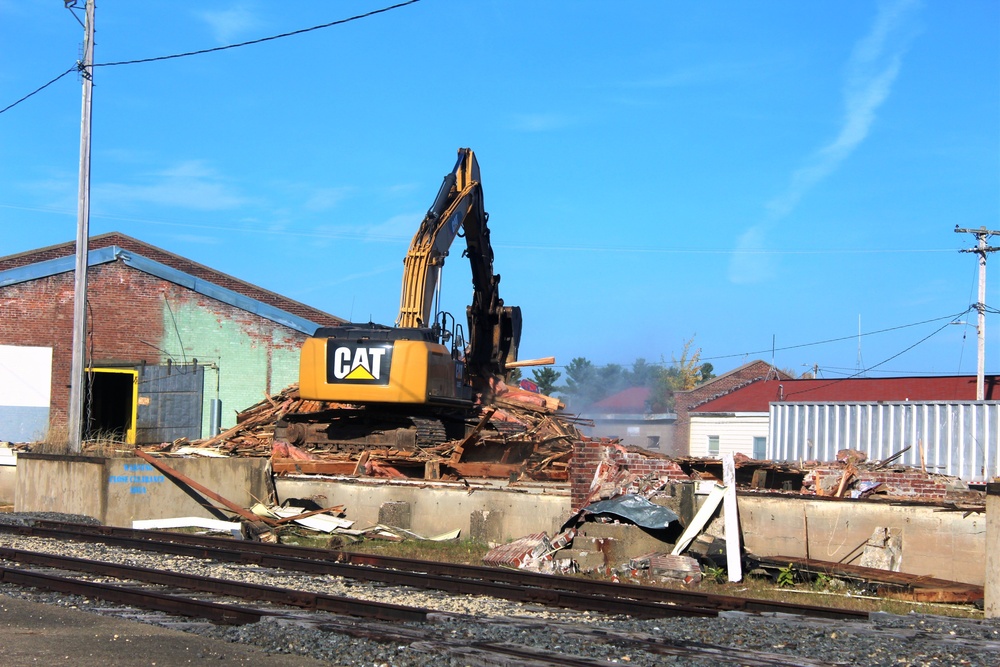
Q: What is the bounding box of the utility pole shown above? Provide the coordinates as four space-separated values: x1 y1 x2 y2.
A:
955 226 1000 401
67 0 95 453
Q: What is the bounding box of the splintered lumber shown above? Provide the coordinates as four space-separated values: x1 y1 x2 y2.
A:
447 462 529 479
188 381 581 482
272 460 360 475
451 408 496 464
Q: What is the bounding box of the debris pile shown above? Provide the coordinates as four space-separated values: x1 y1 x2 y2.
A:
164 383 583 482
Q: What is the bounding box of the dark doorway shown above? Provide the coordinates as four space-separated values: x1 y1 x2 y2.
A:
85 369 137 443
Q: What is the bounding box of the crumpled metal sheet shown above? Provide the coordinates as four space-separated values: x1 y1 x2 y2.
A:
582 494 679 529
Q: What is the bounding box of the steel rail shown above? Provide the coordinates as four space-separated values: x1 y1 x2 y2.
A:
10 520 868 620
0 565 264 625
4 522 717 619
0 545 430 622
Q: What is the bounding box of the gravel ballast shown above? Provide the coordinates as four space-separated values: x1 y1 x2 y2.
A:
0 513 997 666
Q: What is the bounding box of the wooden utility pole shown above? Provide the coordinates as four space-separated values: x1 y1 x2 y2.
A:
67 0 95 453
955 226 1000 401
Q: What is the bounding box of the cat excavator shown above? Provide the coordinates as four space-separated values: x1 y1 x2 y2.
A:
277 148 523 450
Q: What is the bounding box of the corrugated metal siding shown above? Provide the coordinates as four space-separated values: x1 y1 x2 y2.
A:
769 401 1000 481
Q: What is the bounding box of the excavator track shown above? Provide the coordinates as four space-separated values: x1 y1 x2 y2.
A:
275 408 458 453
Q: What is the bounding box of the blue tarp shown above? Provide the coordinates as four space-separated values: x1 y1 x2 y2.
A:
582 494 679 530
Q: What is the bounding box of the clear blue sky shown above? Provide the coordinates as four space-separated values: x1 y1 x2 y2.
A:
2 1 998 379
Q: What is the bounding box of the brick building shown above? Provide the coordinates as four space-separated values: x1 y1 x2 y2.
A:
0 233 344 444
671 360 789 455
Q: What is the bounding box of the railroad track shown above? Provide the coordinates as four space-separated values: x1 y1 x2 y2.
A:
2 520 992 666
0 552 840 667
0 520 869 621
0 534 848 666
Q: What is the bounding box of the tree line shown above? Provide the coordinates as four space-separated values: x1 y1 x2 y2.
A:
517 339 716 413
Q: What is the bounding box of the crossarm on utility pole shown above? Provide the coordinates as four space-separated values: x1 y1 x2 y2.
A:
955 226 1000 400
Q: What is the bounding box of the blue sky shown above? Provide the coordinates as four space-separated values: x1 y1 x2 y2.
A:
1 1 998 379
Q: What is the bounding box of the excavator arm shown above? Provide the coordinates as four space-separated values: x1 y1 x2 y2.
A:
395 148 521 391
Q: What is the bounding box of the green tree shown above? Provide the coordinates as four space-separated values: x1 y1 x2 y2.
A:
558 357 597 407
531 366 561 394
646 337 714 412
625 358 659 387
699 362 716 383
668 337 704 391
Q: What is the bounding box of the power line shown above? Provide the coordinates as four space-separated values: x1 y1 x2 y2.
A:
0 66 76 115
699 309 972 362
92 1 422 68
781 310 974 400
0 1 421 115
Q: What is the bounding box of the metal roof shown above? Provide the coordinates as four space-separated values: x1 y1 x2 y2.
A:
692 375 1000 413
0 245 321 335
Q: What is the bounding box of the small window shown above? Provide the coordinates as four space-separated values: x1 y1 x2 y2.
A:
708 435 720 456
752 436 767 459
646 435 660 449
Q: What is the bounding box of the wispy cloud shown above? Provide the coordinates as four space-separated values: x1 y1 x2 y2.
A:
303 186 356 213
364 213 420 242
95 160 252 211
729 0 921 284
195 5 264 44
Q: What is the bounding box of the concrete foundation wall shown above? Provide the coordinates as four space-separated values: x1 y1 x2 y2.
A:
277 477 571 542
15 454 273 528
739 494 986 586
0 466 16 505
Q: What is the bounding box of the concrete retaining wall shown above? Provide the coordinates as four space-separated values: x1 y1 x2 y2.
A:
276 477 571 542
15 454 272 527
739 494 985 586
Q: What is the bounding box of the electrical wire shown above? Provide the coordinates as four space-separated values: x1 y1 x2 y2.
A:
781 307 975 400
0 1 421 115
0 67 77 115
699 309 972 362
92 1 421 68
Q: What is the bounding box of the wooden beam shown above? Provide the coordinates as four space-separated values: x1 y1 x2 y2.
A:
133 449 277 526
271 460 359 475
505 356 555 369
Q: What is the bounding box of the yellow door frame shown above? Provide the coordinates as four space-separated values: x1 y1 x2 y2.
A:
86 367 139 445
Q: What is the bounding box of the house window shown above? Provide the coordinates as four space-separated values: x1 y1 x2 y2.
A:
708 435 720 456
646 435 660 449
753 436 767 459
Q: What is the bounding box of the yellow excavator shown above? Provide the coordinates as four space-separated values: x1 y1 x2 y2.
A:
279 148 522 449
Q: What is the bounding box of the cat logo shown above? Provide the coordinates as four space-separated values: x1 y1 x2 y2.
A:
326 341 392 385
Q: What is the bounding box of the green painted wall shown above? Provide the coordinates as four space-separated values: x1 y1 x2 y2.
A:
159 292 308 438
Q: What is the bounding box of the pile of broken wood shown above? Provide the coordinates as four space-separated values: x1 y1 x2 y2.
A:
158 383 584 482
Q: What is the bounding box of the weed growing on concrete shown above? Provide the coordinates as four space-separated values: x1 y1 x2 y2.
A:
777 563 796 588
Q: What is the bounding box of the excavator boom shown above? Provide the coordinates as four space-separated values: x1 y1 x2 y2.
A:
297 148 520 415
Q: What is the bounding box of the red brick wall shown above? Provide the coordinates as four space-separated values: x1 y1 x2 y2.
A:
570 440 691 510
0 233 344 327
0 260 310 434
0 263 166 427
673 361 788 455
810 468 954 500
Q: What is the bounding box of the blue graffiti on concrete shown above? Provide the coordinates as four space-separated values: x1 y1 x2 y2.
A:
110 462 165 494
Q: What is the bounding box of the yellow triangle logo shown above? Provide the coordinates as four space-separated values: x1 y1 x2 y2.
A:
345 365 376 380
